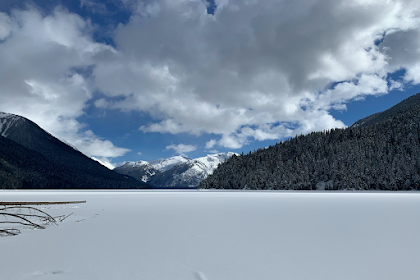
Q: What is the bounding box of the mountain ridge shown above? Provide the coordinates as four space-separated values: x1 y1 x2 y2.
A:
115 152 238 188
0 112 150 189
351 93 420 128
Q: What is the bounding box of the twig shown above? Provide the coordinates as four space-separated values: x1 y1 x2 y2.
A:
0 229 20 236
0 212 45 229
2 206 57 224
55 212 73 222
1 202 85 237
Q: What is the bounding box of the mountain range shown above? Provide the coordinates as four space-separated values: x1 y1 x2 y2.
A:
199 93 420 191
114 153 237 188
2 92 420 190
0 113 149 189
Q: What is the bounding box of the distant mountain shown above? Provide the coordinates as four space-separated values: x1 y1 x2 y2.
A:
115 153 237 188
0 112 150 189
113 161 161 183
149 155 191 172
199 93 420 191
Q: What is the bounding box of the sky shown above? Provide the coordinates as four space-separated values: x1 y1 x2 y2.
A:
1 0 420 169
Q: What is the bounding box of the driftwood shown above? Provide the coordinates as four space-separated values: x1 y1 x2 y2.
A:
0 201 84 237
0 201 86 206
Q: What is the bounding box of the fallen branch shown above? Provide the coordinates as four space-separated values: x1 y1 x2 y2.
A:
0 201 86 206
0 229 20 236
0 201 84 237
0 212 47 229
1 206 57 224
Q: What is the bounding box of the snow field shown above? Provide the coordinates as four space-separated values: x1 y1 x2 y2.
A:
0 190 419 280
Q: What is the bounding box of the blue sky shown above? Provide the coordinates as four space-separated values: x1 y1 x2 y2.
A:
1 0 420 168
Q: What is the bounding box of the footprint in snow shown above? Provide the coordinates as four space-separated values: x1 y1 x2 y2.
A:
194 271 208 280
25 270 64 278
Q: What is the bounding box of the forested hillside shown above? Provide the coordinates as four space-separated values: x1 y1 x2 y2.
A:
199 93 420 190
0 134 148 189
0 113 150 189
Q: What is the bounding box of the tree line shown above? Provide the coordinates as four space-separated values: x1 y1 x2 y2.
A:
199 94 420 190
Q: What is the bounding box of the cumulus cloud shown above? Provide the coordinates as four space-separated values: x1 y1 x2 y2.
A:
205 139 217 150
91 0 420 149
0 7 129 163
0 12 12 40
165 144 197 155
3 0 420 157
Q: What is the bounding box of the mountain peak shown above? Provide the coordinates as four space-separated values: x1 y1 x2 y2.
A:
115 152 238 188
0 112 26 137
0 112 149 189
148 155 192 172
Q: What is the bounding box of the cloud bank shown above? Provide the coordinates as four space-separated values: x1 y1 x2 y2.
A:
0 7 129 164
93 0 420 148
1 0 420 161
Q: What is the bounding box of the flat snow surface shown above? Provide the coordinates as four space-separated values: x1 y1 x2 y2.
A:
1 190 419 280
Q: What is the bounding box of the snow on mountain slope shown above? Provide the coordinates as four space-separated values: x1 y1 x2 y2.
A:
122 152 239 188
124 160 150 167
0 112 25 137
164 152 239 188
114 161 160 183
193 152 238 176
115 156 192 183
148 155 191 172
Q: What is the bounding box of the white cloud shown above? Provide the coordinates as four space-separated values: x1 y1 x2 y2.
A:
404 63 420 85
90 0 420 149
389 80 404 91
94 98 110 108
0 12 11 40
3 0 420 156
165 144 197 155
205 139 217 150
137 152 142 156
0 7 129 161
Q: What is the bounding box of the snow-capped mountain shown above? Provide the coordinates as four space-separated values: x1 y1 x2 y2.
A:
115 156 191 183
114 161 160 183
115 152 238 188
193 153 237 176
149 155 191 172
0 112 25 137
148 152 238 188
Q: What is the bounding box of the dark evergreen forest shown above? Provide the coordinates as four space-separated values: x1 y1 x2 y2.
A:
0 114 150 189
199 93 420 190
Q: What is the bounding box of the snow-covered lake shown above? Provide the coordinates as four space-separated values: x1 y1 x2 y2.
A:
1 190 419 280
